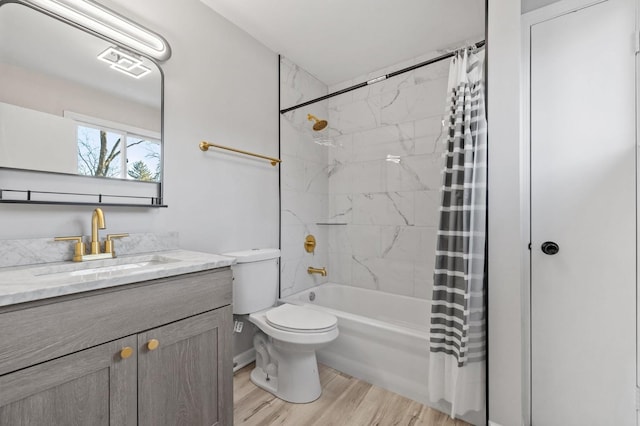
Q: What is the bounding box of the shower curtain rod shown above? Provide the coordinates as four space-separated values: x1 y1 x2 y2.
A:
280 39 486 114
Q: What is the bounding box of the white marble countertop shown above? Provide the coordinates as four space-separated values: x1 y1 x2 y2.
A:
0 249 236 307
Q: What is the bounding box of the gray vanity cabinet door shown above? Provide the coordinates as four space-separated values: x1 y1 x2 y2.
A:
138 306 233 426
0 335 137 426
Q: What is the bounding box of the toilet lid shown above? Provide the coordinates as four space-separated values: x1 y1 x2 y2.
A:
265 304 337 333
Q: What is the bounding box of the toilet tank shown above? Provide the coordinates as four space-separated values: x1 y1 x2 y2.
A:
222 248 280 315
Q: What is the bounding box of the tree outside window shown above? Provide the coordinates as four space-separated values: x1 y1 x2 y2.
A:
76 124 160 182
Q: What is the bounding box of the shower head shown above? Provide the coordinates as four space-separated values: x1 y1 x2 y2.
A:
307 114 328 131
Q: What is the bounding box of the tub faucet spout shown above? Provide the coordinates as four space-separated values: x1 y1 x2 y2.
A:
308 266 327 277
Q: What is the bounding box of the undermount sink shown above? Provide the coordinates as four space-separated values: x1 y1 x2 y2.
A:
65 260 163 277
31 254 180 278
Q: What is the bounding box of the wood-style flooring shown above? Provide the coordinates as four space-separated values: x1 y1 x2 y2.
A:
234 363 470 426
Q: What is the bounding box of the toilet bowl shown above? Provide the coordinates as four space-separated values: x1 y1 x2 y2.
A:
222 248 339 403
249 304 338 403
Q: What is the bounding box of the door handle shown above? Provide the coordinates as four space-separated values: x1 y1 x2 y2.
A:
541 241 560 255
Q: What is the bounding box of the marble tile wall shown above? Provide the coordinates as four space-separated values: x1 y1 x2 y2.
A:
280 48 452 300
279 57 330 297
326 50 451 300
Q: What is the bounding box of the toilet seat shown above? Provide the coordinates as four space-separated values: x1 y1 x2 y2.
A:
265 304 337 333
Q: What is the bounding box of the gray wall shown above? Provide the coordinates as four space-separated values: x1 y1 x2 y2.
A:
0 0 280 255
522 0 561 13
488 0 525 425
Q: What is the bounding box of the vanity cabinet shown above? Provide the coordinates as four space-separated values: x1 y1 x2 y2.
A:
0 268 233 426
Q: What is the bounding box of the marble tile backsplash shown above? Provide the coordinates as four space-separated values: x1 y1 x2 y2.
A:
0 232 179 268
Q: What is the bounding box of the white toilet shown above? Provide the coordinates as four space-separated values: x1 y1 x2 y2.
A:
223 248 338 403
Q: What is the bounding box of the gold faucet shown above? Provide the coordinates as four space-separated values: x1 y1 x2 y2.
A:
90 208 106 255
54 208 128 262
307 266 327 277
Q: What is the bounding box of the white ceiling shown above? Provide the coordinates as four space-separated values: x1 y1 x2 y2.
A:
199 0 485 85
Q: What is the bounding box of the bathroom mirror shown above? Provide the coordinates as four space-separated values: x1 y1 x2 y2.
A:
0 2 165 206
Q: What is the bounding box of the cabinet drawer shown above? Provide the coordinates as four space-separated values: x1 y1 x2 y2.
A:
0 268 231 376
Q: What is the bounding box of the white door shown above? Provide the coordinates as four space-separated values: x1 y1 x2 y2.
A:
530 0 637 424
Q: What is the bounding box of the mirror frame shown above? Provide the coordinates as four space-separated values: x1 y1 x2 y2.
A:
0 0 168 208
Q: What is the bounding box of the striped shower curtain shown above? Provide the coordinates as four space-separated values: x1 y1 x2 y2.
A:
428 47 486 419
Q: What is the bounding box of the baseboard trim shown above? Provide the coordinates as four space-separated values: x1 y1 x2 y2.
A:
233 348 255 373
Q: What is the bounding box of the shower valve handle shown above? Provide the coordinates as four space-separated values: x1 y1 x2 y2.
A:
541 241 559 255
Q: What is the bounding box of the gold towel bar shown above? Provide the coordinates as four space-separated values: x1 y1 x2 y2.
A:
199 141 281 166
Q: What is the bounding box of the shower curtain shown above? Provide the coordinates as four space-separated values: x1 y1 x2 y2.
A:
428 47 486 419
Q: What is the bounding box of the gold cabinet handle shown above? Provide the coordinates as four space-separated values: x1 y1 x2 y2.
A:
147 339 159 351
120 347 134 359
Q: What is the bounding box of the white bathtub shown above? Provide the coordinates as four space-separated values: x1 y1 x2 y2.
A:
283 283 485 426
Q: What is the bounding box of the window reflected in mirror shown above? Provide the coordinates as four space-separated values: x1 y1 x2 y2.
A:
126 136 161 182
76 122 161 182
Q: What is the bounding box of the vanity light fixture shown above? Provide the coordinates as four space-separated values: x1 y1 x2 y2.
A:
22 0 171 61
98 46 151 79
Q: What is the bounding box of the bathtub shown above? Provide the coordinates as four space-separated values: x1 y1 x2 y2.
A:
283 283 485 426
